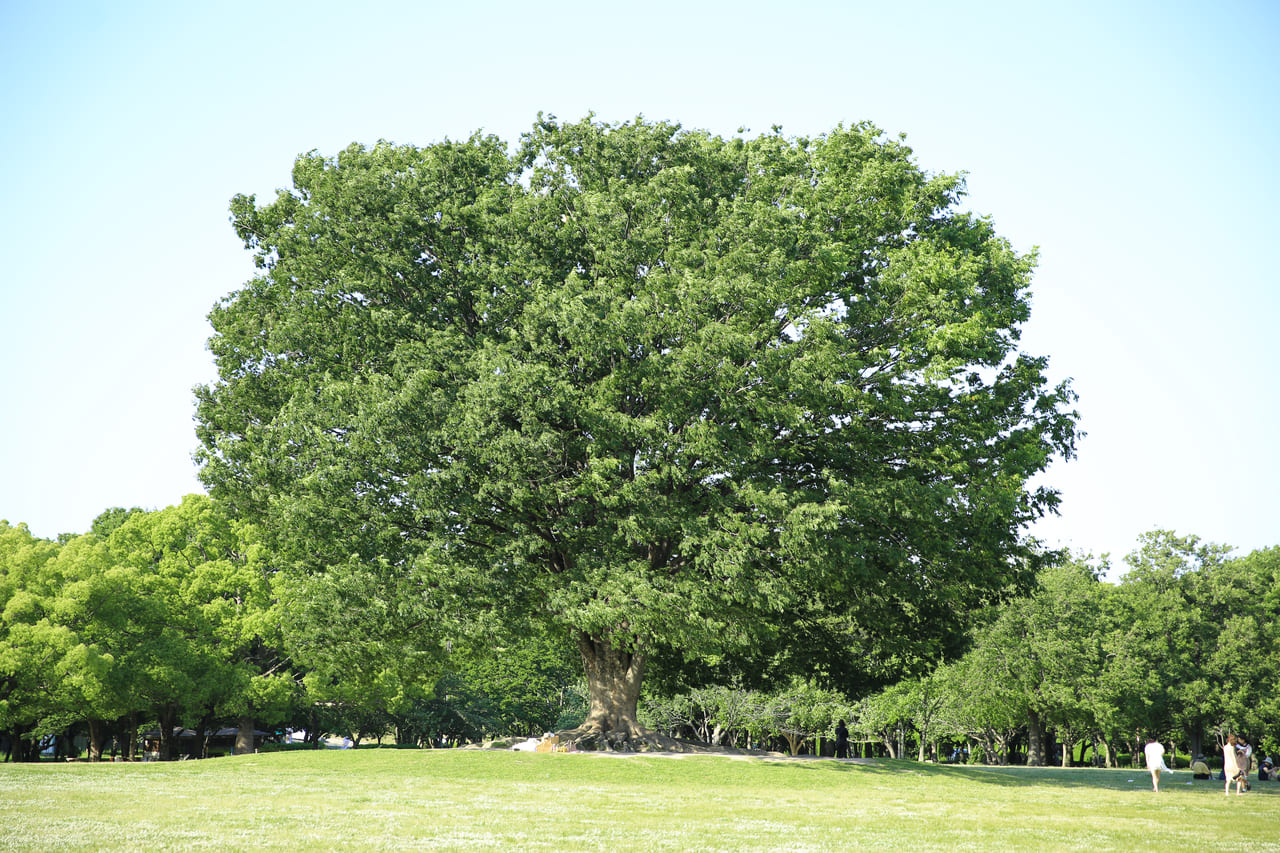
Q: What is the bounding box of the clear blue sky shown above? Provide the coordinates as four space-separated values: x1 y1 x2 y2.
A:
2 0 1276 572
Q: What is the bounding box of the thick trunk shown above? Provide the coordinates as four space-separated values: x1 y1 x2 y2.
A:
576 634 645 737
1026 710 1046 766
193 711 216 759
235 716 255 755
563 633 722 754
1188 728 1204 762
157 704 178 761
124 714 139 761
87 720 106 762
7 728 28 762
562 633 660 751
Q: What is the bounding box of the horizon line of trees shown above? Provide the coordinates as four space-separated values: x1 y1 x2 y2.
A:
0 496 585 761
3 496 1275 764
645 531 1280 765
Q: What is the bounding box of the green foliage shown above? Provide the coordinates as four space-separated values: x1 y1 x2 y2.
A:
102 496 293 733
275 559 448 709
196 115 1080 715
766 680 853 755
383 632 587 745
291 629 586 747
89 507 143 540
0 499 298 758
641 679 853 753
445 633 586 737
864 536 1280 767
952 557 1110 764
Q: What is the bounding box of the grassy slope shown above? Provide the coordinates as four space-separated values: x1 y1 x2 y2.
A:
0 750 1273 851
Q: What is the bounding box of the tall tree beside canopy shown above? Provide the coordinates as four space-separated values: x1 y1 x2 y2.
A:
954 557 1110 766
1107 531 1235 757
196 116 1079 747
104 496 292 758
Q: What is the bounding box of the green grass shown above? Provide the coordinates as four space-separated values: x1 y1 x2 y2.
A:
0 750 1273 851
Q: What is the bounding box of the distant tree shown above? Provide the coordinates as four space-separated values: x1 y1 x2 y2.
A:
897 673 948 762
1007 559 1108 765
90 507 143 540
0 522 63 759
327 630 585 747
1232 547 1280 755
765 680 851 756
33 534 133 758
104 496 292 758
638 691 700 742
688 684 766 748
272 559 447 726
196 115 1080 748
1108 531 1234 759
854 679 914 759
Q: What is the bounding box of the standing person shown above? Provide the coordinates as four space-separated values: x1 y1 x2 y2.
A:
1144 736 1169 792
1224 734 1246 796
1236 736 1253 791
834 720 850 760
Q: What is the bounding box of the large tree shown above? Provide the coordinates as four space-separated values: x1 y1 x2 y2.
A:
196 116 1078 748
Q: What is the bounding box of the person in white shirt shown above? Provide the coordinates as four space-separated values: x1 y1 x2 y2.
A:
1144 737 1170 792
1224 734 1247 796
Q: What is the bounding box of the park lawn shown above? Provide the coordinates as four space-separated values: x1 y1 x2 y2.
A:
0 750 1273 851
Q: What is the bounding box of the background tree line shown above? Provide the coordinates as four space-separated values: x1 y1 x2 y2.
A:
4 496 1274 765
848 531 1280 766
0 497 584 761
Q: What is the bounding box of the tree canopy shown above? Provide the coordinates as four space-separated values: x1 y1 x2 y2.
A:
195 115 1079 746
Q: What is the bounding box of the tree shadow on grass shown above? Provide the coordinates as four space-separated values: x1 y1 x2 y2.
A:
757 757 1280 794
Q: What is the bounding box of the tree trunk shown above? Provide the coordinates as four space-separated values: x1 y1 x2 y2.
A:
87 720 106 762
124 713 139 761
235 716 256 755
782 731 807 755
575 634 645 738
11 729 33 762
1026 710 1045 766
193 711 216 759
6 728 26 762
1188 728 1204 762
157 704 178 761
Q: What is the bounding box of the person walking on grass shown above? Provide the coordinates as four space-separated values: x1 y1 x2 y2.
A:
1224 734 1247 796
1144 736 1170 792
1236 736 1253 791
